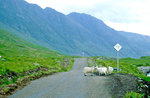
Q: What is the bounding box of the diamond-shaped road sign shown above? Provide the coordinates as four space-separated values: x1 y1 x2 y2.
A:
114 43 122 51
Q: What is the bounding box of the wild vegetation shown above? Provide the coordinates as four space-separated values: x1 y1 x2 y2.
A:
88 56 150 81
124 91 144 98
0 29 74 95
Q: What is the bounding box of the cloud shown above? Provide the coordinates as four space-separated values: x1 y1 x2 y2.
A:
86 3 140 24
25 0 150 36
101 0 150 35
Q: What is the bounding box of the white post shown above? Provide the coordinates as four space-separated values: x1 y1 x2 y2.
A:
117 51 119 72
114 43 122 72
82 52 84 57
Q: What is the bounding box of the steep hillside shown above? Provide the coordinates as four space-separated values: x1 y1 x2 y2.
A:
0 28 63 75
0 0 94 56
0 0 150 57
68 13 150 57
0 29 75 96
0 29 62 58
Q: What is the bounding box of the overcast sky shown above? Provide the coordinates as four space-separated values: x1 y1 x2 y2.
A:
25 0 150 36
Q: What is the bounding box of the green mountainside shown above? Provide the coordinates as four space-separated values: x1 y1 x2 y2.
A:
0 0 150 58
0 28 63 74
0 28 75 94
0 29 61 58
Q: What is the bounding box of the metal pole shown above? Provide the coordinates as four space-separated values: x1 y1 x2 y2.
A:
82 52 84 57
117 51 119 72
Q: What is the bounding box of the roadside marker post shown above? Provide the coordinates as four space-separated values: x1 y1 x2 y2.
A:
114 43 122 72
82 52 84 57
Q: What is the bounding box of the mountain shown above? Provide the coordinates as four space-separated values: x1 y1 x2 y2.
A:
0 28 62 57
0 0 91 56
68 13 150 57
0 0 150 58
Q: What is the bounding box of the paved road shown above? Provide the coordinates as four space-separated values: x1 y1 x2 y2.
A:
9 58 112 98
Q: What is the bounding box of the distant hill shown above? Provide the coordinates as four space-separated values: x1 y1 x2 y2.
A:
0 0 150 58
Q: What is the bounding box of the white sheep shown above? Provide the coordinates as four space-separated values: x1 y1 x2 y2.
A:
108 66 113 74
83 66 95 76
95 66 107 76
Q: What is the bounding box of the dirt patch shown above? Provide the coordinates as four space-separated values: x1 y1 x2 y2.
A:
107 73 139 98
107 73 150 98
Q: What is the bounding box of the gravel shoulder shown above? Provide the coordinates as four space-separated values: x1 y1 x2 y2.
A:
9 58 138 98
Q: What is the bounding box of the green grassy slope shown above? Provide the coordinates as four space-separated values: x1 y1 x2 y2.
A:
0 29 62 58
88 56 150 81
120 56 150 66
0 29 74 91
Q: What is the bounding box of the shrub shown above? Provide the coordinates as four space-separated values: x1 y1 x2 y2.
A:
124 91 144 98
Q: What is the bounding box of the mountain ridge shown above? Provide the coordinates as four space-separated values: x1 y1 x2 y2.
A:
0 0 150 58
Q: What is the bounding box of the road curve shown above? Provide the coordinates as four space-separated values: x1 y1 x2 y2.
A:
9 58 112 98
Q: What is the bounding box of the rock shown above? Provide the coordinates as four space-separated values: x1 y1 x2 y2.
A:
56 61 60 63
15 79 22 86
8 84 17 88
109 73 139 98
22 78 30 85
34 62 39 66
145 85 148 88
138 66 150 75
1 58 5 60
0 88 4 95
0 95 7 98
15 78 30 86
39 67 48 71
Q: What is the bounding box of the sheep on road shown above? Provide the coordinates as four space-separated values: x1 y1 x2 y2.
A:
83 66 113 76
108 66 113 74
83 66 95 76
95 66 107 76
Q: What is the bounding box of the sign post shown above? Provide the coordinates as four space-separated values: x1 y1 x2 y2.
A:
114 43 122 72
82 52 84 57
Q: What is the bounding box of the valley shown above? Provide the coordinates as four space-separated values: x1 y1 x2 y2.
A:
7 58 142 98
0 0 150 97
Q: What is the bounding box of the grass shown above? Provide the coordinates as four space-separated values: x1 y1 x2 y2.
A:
0 29 74 91
88 56 150 81
124 91 144 98
120 57 150 81
120 56 150 67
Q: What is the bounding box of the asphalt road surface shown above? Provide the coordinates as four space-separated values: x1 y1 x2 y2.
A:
9 58 116 98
